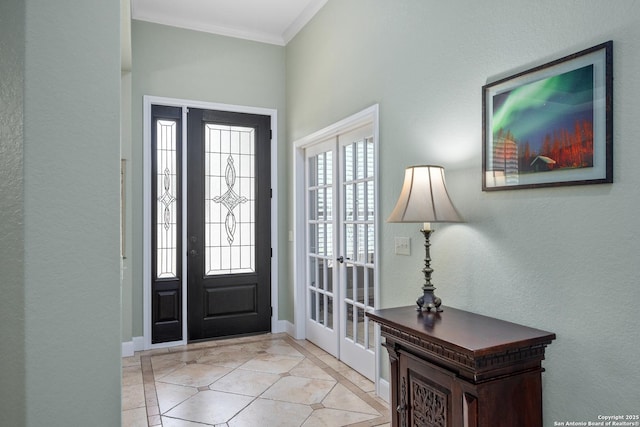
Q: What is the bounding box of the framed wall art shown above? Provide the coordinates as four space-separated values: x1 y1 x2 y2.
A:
482 41 613 191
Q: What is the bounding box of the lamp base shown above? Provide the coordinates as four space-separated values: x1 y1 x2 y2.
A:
416 286 442 312
416 228 443 312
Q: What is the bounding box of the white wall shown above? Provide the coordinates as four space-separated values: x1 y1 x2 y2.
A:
286 0 640 423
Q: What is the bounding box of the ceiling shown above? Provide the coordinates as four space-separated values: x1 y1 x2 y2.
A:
131 0 328 46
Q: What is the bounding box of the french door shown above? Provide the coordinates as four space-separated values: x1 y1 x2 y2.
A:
149 103 272 344
305 124 377 380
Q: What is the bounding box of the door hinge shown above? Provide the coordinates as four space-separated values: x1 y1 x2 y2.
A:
270 188 273 198
270 129 273 140
270 248 273 257
270 306 273 317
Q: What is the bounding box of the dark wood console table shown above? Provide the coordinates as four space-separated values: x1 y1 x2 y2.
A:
367 306 555 427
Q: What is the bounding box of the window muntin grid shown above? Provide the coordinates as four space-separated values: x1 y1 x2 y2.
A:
343 136 375 351
308 151 334 329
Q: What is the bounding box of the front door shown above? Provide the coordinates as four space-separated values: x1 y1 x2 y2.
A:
149 102 273 345
186 108 272 341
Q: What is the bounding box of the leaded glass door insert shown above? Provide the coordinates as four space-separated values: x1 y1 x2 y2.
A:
204 124 255 275
156 119 179 278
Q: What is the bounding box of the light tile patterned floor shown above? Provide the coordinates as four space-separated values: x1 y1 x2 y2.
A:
122 333 390 427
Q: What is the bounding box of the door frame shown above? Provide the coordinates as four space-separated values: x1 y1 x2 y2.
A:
142 95 279 349
292 104 380 384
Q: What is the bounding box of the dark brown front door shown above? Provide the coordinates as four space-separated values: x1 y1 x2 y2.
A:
186 108 271 341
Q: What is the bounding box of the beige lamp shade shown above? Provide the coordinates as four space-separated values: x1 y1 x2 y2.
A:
387 165 463 223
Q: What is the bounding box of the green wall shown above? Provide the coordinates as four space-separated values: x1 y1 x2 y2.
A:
0 0 26 425
129 21 289 336
0 0 122 425
286 0 640 423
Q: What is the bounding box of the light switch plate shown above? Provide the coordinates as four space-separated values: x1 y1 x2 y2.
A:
395 237 411 256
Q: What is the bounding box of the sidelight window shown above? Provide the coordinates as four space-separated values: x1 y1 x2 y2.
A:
155 119 179 279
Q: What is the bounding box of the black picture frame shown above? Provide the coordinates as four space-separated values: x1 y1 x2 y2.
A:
482 41 613 191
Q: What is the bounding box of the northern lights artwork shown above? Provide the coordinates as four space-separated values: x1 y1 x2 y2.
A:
482 41 613 190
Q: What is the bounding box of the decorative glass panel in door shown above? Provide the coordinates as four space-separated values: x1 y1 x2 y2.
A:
204 123 255 275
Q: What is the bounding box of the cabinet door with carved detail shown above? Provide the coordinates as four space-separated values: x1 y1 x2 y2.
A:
398 351 469 427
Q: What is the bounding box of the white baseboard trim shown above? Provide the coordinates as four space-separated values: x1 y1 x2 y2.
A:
133 336 145 352
378 378 390 403
273 320 299 338
121 341 134 357
121 336 145 357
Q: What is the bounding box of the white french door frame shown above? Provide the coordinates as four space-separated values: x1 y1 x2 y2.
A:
142 95 279 350
293 104 381 388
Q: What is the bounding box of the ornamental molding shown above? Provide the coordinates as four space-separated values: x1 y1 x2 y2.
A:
380 324 549 379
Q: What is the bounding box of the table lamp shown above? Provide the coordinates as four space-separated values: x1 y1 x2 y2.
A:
387 165 463 311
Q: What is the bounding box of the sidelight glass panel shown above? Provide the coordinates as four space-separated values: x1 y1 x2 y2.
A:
156 119 178 279
204 124 255 275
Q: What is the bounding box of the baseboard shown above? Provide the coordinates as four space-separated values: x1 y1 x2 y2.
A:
273 319 298 338
121 341 134 357
378 378 390 403
121 336 145 357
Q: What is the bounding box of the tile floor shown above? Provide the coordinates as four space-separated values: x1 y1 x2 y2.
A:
122 333 390 426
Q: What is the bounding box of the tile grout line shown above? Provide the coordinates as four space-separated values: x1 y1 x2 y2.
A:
141 355 163 427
